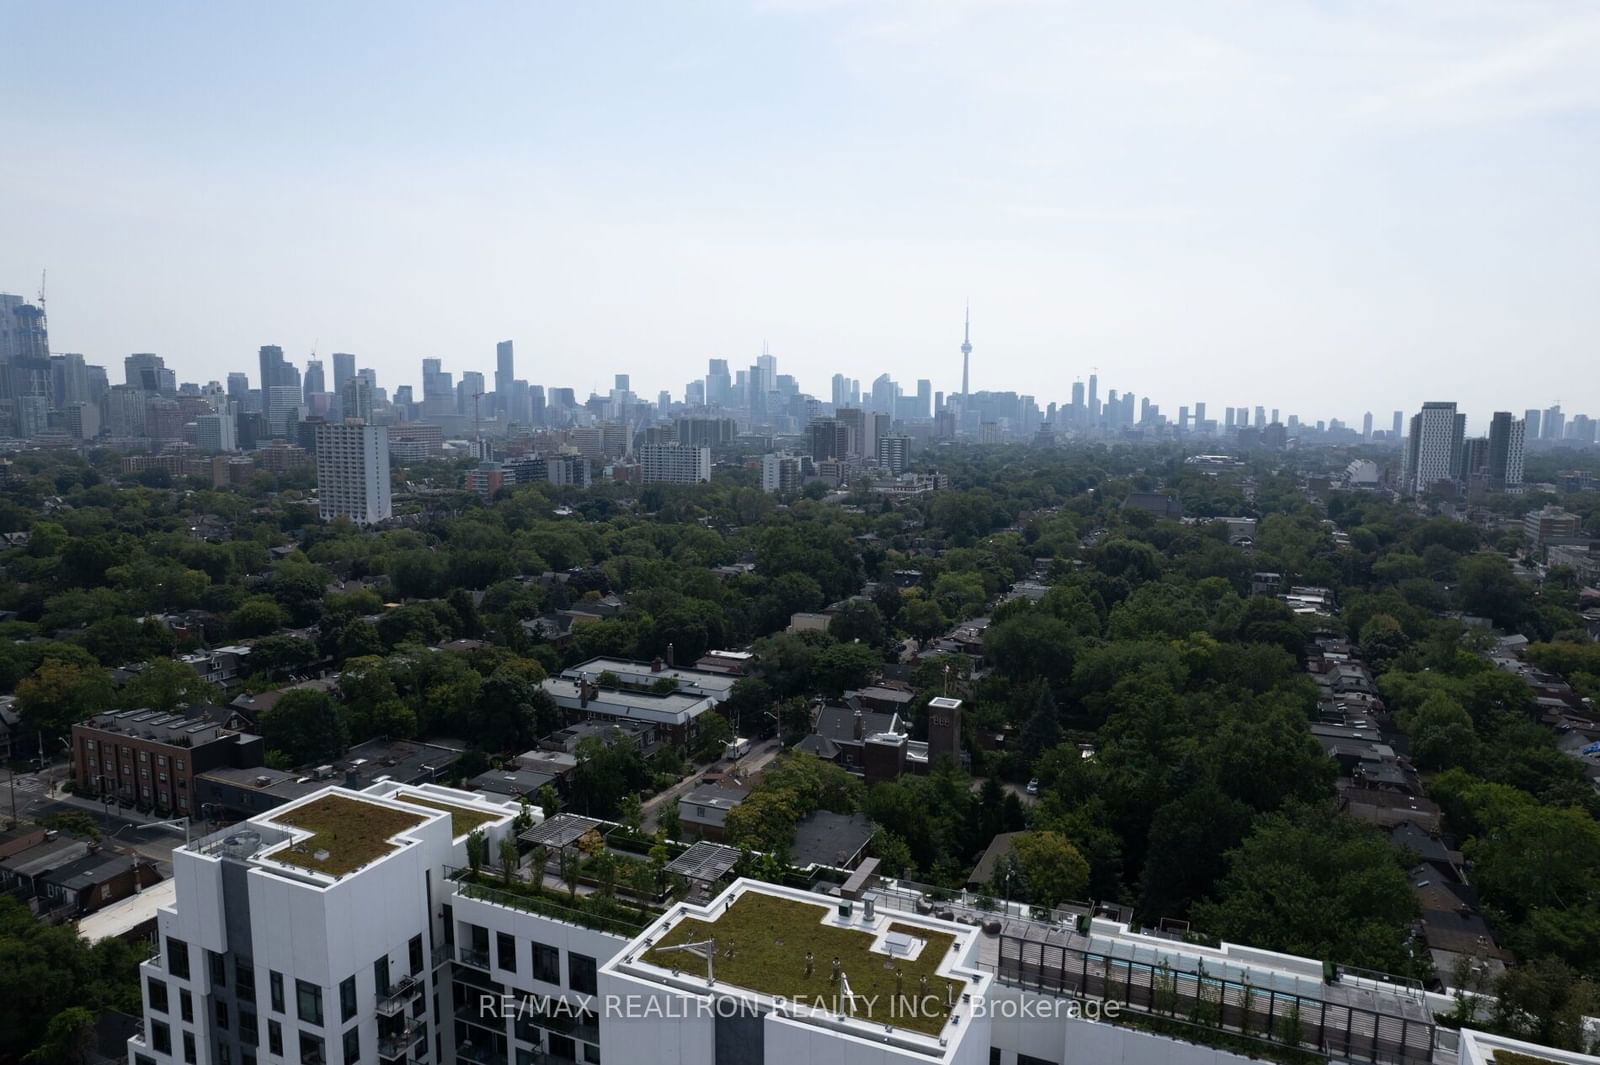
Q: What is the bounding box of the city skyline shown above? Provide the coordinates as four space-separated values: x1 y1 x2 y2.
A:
4 3 1599 419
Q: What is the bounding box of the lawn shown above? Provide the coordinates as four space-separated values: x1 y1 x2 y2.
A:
270 794 427 877
643 892 964 1037
394 793 505 838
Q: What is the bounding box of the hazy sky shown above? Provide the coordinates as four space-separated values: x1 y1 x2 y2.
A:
3 1 1597 426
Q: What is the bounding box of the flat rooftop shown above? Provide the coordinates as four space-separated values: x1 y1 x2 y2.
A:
640 887 968 1038
264 793 427 877
385 790 506 838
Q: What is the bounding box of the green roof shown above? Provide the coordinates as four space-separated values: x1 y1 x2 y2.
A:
269 794 427 877
393 792 505 838
644 892 964 1037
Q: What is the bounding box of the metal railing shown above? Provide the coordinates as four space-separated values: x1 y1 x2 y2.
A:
457 946 492 971
454 1040 508 1065
448 872 647 938
376 975 423 1017
378 1018 426 1061
988 932 1437 1065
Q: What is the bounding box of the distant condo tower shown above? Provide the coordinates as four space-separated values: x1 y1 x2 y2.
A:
960 303 972 398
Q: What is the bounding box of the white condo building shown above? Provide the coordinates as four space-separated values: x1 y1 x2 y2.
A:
640 444 711 485
126 781 1599 1065
316 421 392 524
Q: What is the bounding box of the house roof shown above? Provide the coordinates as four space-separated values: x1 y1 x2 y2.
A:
813 706 900 744
787 810 874 869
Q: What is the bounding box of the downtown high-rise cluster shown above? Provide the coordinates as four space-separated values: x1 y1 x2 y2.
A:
3 291 1596 513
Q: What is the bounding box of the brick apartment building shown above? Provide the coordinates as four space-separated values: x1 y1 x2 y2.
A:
72 707 265 817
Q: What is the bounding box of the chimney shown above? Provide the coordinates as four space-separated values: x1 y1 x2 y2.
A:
666 642 676 667
651 657 664 673
579 681 591 709
853 710 863 741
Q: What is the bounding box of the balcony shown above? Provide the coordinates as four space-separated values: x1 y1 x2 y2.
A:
457 946 491 972
455 1040 508 1065
378 1018 426 1061
377 975 424 1017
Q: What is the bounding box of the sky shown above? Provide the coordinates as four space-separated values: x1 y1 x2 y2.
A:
2 0 1597 427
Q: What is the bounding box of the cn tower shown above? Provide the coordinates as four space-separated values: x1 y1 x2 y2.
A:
960 304 972 398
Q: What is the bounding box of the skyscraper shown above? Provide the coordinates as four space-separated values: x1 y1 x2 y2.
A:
1542 404 1564 441
495 340 514 412
1392 410 1404 439
258 345 293 392
341 376 374 423
1404 401 1466 495
1487 412 1525 492
303 358 325 401
125 353 174 392
331 352 355 417
315 421 392 524
1362 412 1373 439
1523 408 1541 442
916 379 932 420
831 373 850 408
705 359 731 407
960 305 972 398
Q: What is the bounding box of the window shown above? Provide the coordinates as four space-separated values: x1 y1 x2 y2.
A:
299 1031 326 1065
147 977 169 1014
217 1042 231 1065
267 1021 283 1057
342 1025 361 1065
548 1034 576 1063
408 935 424 976
180 990 194 1023
497 932 517 973
237 962 256 1003
210 950 227 989
990 1050 1002 1065
167 937 191 979
216 999 230 1030
531 942 560 985
340 975 357 1023
151 1021 172 1055
568 953 597 996
582 1043 600 1065
297 979 324 1025
1016 1056 1056 1065
240 1010 259 1048
182 1031 196 1065
177 759 185 770
270 971 285 1013
374 956 389 997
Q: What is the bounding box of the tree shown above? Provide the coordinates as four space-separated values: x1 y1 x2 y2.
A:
829 600 885 647
15 660 115 738
1011 831 1090 909
246 635 319 678
499 836 519 884
1193 805 1417 972
122 658 220 713
812 641 879 695
229 596 289 638
258 689 349 765
694 712 734 762
901 598 948 644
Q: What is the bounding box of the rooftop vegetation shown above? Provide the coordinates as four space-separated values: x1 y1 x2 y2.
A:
393 792 504 838
644 892 964 1037
269 794 426 877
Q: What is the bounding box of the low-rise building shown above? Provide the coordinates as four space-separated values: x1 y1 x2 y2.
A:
72 707 264 817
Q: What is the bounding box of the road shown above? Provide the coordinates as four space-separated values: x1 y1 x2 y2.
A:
640 737 784 834
2 765 195 865
971 777 1039 806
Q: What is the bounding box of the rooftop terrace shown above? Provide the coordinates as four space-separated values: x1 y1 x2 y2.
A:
643 890 966 1037
265 794 427 877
